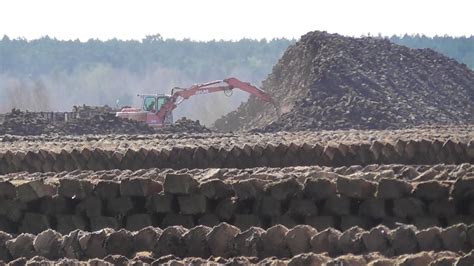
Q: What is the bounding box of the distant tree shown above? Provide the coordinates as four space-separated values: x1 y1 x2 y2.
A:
390 35 474 69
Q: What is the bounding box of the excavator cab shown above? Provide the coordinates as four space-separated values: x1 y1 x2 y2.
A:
140 94 173 126
142 95 170 113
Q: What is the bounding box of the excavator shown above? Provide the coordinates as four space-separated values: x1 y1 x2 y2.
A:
116 77 279 127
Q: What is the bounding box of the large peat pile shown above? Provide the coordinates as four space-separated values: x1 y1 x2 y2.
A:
214 31 474 132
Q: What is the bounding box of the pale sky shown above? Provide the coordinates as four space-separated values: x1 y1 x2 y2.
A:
0 0 473 41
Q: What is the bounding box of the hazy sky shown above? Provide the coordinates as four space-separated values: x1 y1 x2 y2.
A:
0 0 473 41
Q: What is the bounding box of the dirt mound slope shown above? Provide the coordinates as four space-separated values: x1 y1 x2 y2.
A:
214 31 474 132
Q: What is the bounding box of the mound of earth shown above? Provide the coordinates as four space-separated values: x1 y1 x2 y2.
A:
214 31 474 132
0 108 155 135
0 108 211 136
157 117 211 134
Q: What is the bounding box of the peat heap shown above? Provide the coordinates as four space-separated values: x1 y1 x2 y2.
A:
0 109 210 135
59 113 155 135
214 31 474 132
157 117 211 134
0 109 54 136
0 109 154 135
72 104 118 117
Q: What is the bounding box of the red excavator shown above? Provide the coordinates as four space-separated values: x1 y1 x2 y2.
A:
116 77 279 127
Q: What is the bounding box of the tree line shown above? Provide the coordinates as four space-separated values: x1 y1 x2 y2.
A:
0 34 473 78
389 35 474 69
0 34 293 78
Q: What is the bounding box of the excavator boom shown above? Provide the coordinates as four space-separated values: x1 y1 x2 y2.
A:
165 77 277 110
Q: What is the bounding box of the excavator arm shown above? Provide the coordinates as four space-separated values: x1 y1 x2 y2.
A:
155 77 280 121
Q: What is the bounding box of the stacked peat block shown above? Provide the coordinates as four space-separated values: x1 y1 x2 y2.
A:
1 124 471 147
0 223 474 262
0 138 472 174
1 162 472 184
0 172 474 234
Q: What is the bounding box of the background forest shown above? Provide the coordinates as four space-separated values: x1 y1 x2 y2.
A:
0 34 473 125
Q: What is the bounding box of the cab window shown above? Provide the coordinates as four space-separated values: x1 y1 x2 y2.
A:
156 97 167 112
143 96 156 112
